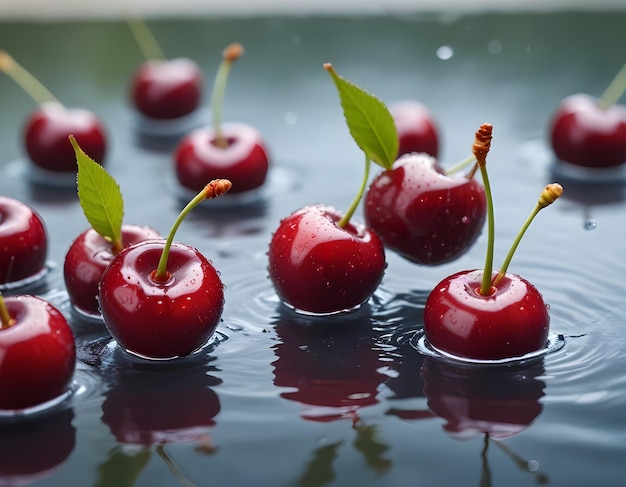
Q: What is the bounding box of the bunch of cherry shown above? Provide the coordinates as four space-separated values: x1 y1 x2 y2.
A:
1 22 625 416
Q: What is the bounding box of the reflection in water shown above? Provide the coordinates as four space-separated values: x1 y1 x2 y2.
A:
0 408 76 486
96 359 222 487
420 357 546 440
271 308 392 484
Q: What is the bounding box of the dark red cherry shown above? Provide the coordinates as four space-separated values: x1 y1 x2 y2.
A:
63 224 161 317
268 204 386 315
364 153 486 265
131 57 203 120
390 100 439 159
0 196 48 289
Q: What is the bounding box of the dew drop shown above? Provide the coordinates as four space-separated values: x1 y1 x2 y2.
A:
436 45 454 60
461 216 469 224
583 219 597 231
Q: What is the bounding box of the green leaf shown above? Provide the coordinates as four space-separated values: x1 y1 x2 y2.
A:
325 63 398 169
70 135 124 251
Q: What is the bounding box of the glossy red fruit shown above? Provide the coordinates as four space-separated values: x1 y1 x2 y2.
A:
0 295 76 410
268 204 386 315
98 240 225 359
364 153 486 265
423 269 550 361
131 58 203 120
174 123 269 195
421 357 545 440
390 101 439 159
63 224 161 317
24 102 107 173
549 94 626 168
0 196 48 288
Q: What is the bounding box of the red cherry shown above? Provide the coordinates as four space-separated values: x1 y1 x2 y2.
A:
550 94 626 168
423 270 550 361
174 123 269 194
63 224 161 317
364 153 486 265
99 240 225 359
390 101 439 159
268 204 386 315
131 58 203 120
24 103 107 173
0 196 48 289
421 357 545 440
0 294 76 411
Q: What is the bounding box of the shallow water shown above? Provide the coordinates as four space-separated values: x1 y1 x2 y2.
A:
1 12 625 487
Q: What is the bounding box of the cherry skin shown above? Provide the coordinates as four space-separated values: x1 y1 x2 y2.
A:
174 123 269 195
0 295 76 410
131 57 203 120
549 94 626 168
63 224 161 317
390 100 439 159
423 269 550 361
364 153 486 265
268 204 386 315
0 196 48 288
24 102 107 173
98 239 225 359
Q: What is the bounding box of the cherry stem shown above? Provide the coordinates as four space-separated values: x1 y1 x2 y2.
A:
338 155 371 228
211 43 244 149
473 123 495 296
445 155 476 177
492 183 563 287
127 19 166 61
0 50 60 107
152 179 232 282
0 292 16 329
598 61 626 110
156 445 198 487
493 439 549 484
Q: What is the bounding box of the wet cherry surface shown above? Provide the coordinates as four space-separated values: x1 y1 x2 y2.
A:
1 12 625 487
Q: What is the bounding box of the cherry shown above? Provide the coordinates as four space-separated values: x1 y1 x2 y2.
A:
174 43 270 195
63 137 161 318
550 62 626 168
364 151 486 265
0 196 48 290
268 63 391 315
0 292 76 411
0 50 107 177
390 100 439 159
64 225 161 318
423 124 564 361
128 20 203 120
98 179 231 360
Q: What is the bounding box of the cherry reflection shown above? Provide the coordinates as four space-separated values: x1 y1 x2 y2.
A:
0 409 75 486
97 359 221 487
272 309 392 479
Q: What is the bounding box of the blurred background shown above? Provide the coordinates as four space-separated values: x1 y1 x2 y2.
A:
1 0 625 19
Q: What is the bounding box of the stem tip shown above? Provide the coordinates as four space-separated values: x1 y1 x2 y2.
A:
203 179 232 199
223 43 244 63
538 183 563 208
472 123 493 166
